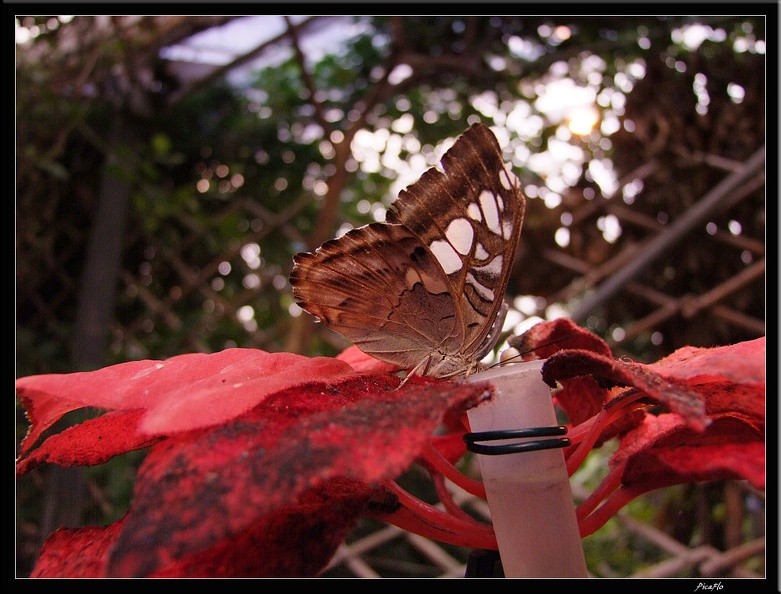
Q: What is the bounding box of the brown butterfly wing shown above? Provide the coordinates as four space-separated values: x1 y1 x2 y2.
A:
290 124 525 378
290 223 464 371
385 123 526 360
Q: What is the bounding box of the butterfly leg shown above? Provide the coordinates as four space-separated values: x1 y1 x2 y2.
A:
397 354 437 387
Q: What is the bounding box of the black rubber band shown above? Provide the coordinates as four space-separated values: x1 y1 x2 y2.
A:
463 425 570 455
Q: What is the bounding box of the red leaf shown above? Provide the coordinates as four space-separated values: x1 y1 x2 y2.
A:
429 432 469 464
639 441 765 489
647 337 765 386
31 517 126 577
336 345 399 373
644 337 765 430
542 349 709 430
16 409 161 475
16 349 354 453
15 392 86 457
552 375 606 427
615 414 765 490
148 479 377 577
31 480 376 578
106 374 490 577
509 318 612 359
518 322 765 530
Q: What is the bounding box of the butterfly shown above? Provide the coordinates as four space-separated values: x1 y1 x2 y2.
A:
290 123 526 379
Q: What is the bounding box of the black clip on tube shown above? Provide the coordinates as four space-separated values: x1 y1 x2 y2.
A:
463 425 570 455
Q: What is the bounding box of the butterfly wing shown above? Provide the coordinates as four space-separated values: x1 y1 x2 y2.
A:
386 123 526 361
290 124 526 378
290 222 464 371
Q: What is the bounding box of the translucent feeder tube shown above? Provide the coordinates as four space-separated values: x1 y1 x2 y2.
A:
467 360 588 577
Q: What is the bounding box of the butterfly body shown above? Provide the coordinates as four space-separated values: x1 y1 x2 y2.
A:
290 124 526 379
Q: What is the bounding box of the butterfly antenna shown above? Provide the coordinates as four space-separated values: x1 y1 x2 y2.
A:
485 331 580 370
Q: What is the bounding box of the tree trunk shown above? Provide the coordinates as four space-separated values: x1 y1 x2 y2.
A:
40 110 137 541
72 112 136 370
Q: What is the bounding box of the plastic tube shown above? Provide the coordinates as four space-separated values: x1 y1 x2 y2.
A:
466 360 588 577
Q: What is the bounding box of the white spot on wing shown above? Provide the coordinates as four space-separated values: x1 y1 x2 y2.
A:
501 165 520 191
466 272 495 300
467 203 482 221
479 190 502 235
503 221 514 239
475 255 503 277
475 242 489 260
445 218 474 255
430 240 462 274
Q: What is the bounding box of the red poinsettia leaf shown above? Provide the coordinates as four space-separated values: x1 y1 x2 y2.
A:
30 479 376 578
430 432 469 464
542 349 709 430
616 414 765 490
16 409 161 475
699 381 765 434
552 375 606 426
107 374 491 577
16 349 354 453
509 318 613 359
136 351 355 436
640 441 765 490
337 345 400 373
647 337 765 385
16 392 89 456
644 338 765 427
31 517 127 577
147 479 377 577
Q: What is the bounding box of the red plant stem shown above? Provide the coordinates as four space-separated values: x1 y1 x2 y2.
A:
420 440 487 499
565 391 648 476
368 504 498 550
374 480 496 549
565 411 609 476
430 470 482 523
575 462 625 533
578 483 642 537
562 415 593 446
384 479 494 535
